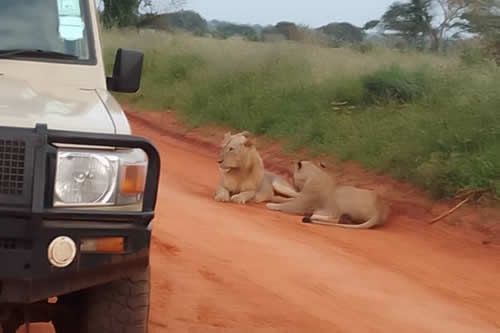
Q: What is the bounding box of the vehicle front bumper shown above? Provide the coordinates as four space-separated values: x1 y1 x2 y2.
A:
0 219 152 304
0 124 160 304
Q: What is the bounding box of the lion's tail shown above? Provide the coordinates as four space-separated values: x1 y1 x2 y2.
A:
333 197 389 229
332 215 380 229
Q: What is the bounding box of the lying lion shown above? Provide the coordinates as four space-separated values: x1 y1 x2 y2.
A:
266 160 389 229
214 131 298 204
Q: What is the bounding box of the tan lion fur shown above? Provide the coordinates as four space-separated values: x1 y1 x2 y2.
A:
266 160 389 229
214 131 298 204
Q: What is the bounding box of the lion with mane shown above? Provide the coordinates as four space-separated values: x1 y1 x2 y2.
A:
214 131 298 204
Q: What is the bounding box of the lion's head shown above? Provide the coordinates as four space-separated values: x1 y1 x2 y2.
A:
216 131 261 172
292 160 328 191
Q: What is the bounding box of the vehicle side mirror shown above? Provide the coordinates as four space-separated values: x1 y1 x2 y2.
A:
107 48 144 93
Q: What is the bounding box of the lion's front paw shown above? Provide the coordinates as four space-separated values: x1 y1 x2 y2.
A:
266 203 279 210
214 191 230 202
230 193 248 204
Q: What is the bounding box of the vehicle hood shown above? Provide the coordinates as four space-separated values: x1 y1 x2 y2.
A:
0 76 116 134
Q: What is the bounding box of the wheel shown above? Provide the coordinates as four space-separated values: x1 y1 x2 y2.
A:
82 266 151 333
1 323 18 333
52 291 83 332
53 266 151 333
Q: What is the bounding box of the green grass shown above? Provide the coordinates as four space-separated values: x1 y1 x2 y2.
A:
102 28 500 199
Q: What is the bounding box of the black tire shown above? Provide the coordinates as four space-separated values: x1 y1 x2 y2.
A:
52 290 83 332
53 266 151 333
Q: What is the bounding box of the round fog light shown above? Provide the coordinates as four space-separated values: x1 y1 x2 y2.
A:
47 236 77 268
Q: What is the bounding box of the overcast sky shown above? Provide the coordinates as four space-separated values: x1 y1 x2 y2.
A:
177 0 396 28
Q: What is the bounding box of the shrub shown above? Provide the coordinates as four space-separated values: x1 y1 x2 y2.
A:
351 41 376 54
460 46 489 66
361 64 431 103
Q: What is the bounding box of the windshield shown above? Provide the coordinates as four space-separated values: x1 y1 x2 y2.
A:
0 0 94 62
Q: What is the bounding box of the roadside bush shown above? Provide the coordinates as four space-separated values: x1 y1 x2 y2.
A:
460 46 489 66
361 64 431 104
350 41 376 54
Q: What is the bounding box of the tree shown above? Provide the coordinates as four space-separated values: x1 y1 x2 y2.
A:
462 0 500 39
462 0 500 63
380 0 434 49
378 0 469 51
100 0 187 28
317 22 365 43
101 0 139 28
433 0 469 41
136 10 207 34
139 0 187 14
163 10 207 34
213 22 259 41
274 21 302 40
363 20 381 30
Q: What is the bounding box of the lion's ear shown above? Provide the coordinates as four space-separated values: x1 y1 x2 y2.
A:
221 132 232 146
238 130 252 138
243 136 256 147
319 161 326 169
297 161 303 170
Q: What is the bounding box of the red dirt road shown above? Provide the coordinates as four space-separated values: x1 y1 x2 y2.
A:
23 111 500 333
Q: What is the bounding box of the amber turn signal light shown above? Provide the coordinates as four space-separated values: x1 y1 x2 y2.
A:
119 164 146 194
80 237 125 253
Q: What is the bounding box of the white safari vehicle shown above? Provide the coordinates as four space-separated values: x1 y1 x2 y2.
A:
0 0 160 332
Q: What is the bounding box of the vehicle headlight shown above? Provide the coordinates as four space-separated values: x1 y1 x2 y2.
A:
53 148 147 209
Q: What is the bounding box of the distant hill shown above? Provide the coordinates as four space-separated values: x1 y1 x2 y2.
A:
136 9 373 46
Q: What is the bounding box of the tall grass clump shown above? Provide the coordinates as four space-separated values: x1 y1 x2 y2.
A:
102 29 500 199
361 64 432 104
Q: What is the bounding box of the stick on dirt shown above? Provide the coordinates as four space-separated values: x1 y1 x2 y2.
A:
455 188 488 200
429 196 472 225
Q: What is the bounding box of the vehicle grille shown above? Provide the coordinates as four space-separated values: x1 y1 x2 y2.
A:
0 237 32 250
0 139 26 196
